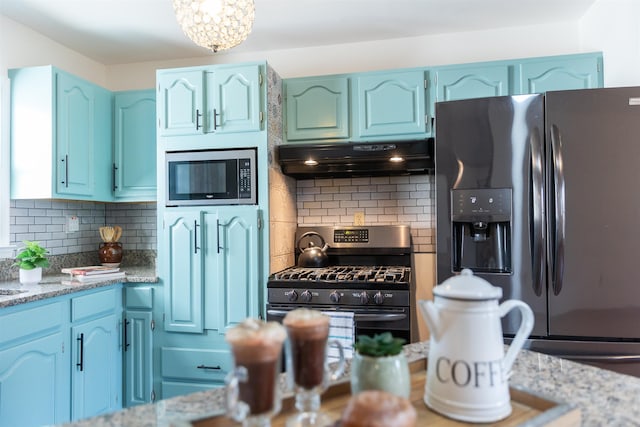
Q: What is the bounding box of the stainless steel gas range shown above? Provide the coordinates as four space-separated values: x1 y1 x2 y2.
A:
267 225 412 342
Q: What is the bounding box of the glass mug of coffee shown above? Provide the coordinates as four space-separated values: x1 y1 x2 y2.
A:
225 318 287 427
283 308 346 427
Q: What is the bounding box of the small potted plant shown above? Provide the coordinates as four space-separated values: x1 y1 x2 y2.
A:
350 332 410 398
13 240 50 284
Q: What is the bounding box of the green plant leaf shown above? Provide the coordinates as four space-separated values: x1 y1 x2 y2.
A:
12 240 49 270
354 332 406 357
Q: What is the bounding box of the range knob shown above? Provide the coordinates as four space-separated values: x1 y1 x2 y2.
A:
301 290 313 303
359 291 370 305
329 291 341 303
373 291 385 305
286 290 298 302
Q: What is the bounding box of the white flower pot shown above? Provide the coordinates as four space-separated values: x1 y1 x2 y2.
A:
350 352 410 398
19 267 42 284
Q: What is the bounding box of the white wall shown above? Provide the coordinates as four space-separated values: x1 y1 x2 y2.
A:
106 21 584 90
0 16 107 87
580 0 640 87
2 0 638 91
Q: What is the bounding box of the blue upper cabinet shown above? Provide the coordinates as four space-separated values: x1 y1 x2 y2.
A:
157 69 206 136
157 64 263 138
209 64 263 134
9 66 113 201
516 53 604 93
284 76 350 141
433 64 511 102
355 70 428 138
113 90 157 201
56 71 96 197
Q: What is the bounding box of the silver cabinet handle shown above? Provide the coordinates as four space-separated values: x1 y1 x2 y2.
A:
195 109 202 130
61 155 69 187
194 220 200 254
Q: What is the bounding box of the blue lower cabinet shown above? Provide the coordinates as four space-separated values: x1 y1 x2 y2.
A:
0 287 124 426
160 347 233 398
0 300 69 427
0 331 68 426
71 313 122 420
124 286 156 406
70 288 123 421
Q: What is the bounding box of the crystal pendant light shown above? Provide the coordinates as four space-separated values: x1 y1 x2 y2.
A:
173 0 255 52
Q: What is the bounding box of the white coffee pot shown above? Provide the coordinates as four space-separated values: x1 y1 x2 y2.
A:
418 269 534 423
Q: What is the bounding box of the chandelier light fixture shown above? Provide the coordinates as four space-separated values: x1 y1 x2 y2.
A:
172 0 256 53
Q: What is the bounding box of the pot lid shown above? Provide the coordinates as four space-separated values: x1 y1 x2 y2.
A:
433 269 502 300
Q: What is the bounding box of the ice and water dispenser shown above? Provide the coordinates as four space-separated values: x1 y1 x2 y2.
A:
450 188 512 273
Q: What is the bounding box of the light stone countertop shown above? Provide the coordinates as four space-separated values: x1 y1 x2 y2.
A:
0 266 158 308
58 341 640 427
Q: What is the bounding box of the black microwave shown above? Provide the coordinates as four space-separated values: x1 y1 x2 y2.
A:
165 148 257 206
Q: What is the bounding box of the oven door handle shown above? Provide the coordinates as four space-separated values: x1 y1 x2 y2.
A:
353 313 406 322
266 310 406 322
266 309 290 318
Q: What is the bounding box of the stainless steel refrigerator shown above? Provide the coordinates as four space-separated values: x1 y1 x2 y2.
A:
435 87 640 377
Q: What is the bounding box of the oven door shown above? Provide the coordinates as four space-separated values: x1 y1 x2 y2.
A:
266 304 410 343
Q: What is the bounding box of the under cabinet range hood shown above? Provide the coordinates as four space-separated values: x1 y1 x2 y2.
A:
277 138 434 178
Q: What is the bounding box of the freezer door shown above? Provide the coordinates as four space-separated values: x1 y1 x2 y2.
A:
545 87 640 339
435 94 547 337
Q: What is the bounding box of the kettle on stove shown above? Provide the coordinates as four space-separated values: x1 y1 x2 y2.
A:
296 231 330 268
418 269 534 423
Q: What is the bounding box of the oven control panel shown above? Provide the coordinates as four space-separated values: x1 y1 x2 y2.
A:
334 229 369 243
267 288 409 307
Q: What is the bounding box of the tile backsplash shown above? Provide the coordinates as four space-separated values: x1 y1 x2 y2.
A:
8 199 156 256
296 175 435 253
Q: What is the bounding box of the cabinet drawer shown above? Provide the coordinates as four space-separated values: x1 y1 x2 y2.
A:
0 301 65 346
71 287 119 322
161 347 233 382
125 286 153 310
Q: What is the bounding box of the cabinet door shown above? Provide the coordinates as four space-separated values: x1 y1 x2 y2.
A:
113 90 157 201
210 64 262 134
157 70 206 136
163 210 205 333
211 207 259 333
434 64 511 102
356 71 427 138
56 71 95 197
71 313 121 421
0 332 68 427
285 77 350 141
124 310 154 406
518 55 603 93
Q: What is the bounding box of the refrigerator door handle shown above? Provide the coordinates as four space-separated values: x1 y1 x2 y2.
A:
530 128 545 296
550 124 566 296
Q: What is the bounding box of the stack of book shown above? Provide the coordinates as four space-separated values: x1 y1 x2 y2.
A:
62 266 126 283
